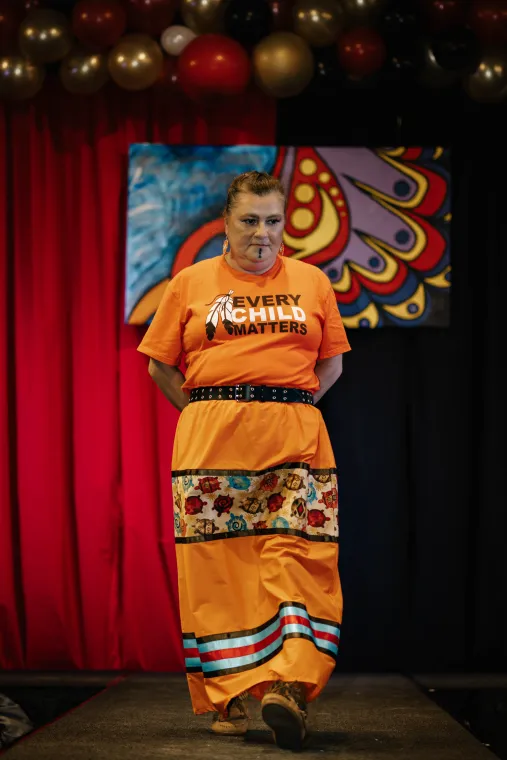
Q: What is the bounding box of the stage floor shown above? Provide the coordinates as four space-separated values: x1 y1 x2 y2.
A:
0 674 503 759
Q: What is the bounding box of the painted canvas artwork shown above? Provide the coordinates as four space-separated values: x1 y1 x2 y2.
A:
125 145 451 328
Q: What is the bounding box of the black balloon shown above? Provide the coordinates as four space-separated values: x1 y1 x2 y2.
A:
381 3 419 39
380 3 422 89
385 39 425 86
419 41 460 88
309 44 344 95
50 0 76 10
224 0 272 47
431 25 481 73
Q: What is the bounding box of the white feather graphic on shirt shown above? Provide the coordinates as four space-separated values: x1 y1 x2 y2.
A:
220 292 234 335
205 290 234 340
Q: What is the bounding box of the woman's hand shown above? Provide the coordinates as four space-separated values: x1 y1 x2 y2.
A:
314 354 343 405
148 359 189 411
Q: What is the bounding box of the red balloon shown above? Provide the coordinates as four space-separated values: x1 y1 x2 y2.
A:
337 27 386 78
73 0 126 50
0 1 21 54
123 0 177 36
177 34 251 99
422 0 466 30
469 0 507 44
269 0 294 31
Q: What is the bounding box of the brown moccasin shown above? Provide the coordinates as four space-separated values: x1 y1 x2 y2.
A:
261 681 308 751
210 691 250 736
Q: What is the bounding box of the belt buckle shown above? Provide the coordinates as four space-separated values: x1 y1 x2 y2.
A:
244 385 255 402
247 385 265 402
234 385 243 402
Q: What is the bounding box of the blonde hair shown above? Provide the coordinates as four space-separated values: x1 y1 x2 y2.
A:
224 171 286 216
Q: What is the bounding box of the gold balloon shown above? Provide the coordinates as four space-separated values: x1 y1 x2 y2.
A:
464 55 507 103
108 35 163 91
253 32 314 98
0 56 45 100
293 0 344 48
340 0 387 23
19 9 72 64
60 51 109 95
181 0 225 34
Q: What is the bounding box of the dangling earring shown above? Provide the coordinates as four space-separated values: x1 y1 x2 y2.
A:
279 242 285 256
223 237 230 256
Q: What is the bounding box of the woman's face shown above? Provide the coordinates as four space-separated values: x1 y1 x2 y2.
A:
225 191 285 269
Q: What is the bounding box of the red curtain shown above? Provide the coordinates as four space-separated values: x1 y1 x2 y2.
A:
0 82 275 670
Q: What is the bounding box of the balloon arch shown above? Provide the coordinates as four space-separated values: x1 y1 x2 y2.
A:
0 0 506 102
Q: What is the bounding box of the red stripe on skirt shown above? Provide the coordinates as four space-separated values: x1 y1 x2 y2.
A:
199 615 314 663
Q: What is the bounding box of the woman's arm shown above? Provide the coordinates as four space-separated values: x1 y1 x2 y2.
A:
314 354 343 404
148 359 189 411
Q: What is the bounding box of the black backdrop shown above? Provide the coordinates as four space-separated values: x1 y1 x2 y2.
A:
277 82 507 672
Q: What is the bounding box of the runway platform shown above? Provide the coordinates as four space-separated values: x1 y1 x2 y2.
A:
0 674 501 758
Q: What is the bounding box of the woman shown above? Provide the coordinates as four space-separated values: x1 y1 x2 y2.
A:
137 171 351 751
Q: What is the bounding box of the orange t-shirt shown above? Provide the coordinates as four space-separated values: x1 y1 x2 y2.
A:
137 254 351 393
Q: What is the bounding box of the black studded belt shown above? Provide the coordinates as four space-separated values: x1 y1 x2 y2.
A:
188 385 314 405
